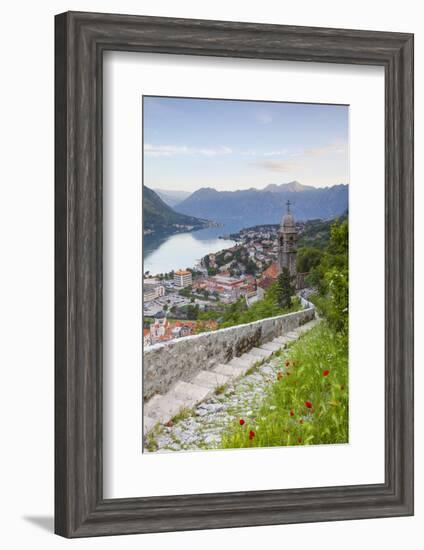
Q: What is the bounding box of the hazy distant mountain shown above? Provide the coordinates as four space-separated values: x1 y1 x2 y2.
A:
144 186 209 234
263 181 316 193
154 188 192 208
174 182 348 225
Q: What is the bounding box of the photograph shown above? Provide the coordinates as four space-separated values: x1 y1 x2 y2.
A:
142 96 349 453
0 1 415 544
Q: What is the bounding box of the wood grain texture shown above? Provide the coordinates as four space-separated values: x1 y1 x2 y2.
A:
54 11 414 538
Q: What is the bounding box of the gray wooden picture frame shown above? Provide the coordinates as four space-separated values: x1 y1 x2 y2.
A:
55 11 414 538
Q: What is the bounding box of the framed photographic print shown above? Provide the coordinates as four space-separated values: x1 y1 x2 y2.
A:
55 11 414 537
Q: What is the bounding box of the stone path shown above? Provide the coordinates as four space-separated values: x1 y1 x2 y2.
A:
144 318 320 452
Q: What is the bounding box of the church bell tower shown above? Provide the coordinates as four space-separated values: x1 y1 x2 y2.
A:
278 200 298 278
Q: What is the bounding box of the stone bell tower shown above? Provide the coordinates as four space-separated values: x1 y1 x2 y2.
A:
278 200 298 278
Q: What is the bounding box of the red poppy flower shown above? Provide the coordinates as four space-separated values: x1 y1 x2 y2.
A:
249 430 255 440
285 360 290 367
323 370 330 377
290 409 295 417
239 419 245 426
305 401 313 409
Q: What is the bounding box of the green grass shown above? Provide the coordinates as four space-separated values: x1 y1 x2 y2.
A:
144 424 162 452
220 323 348 449
171 407 193 423
245 358 264 376
218 296 302 330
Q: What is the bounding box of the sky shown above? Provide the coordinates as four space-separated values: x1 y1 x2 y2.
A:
143 96 349 192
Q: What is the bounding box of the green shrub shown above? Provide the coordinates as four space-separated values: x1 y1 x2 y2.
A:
307 219 348 334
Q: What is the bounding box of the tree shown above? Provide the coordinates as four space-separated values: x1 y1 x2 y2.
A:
324 267 348 333
297 247 322 273
325 219 348 333
178 286 192 298
202 255 213 270
308 219 348 334
186 304 199 320
275 268 295 309
245 259 257 276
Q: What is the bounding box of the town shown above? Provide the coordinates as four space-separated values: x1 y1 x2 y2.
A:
144 209 310 347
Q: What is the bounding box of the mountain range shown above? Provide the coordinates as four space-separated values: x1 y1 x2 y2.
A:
173 181 348 225
143 186 209 234
154 188 192 208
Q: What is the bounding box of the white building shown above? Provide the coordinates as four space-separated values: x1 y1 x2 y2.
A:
149 317 169 342
143 282 165 302
173 269 193 288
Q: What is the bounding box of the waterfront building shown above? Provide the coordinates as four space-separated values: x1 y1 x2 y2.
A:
143 282 165 302
173 269 193 288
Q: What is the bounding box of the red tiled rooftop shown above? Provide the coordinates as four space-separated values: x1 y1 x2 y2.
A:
262 262 279 280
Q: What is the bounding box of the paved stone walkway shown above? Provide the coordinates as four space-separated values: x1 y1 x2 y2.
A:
144 318 319 453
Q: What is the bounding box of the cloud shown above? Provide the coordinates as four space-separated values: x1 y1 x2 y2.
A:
303 141 347 157
256 112 273 124
144 144 189 157
197 146 232 157
241 148 288 157
264 149 289 157
251 140 347 174
252 160 299 173
144 144 232 157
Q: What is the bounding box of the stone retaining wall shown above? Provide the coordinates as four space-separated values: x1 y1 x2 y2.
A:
143 306 315 399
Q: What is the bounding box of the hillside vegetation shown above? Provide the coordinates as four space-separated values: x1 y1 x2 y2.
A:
198 274 300 330
144 186 209 234
219 217 349 449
